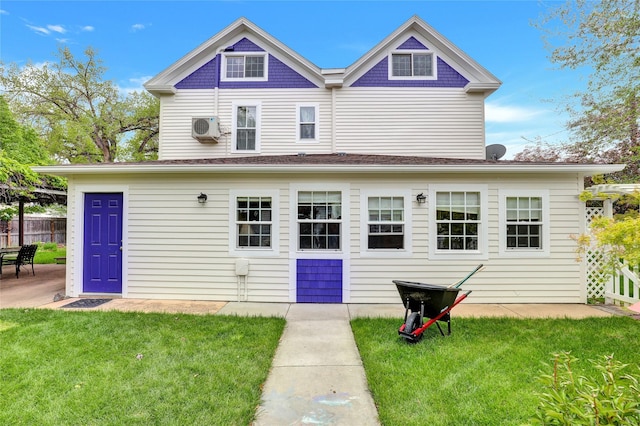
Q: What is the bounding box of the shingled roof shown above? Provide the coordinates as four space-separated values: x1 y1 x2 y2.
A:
34 153 625 177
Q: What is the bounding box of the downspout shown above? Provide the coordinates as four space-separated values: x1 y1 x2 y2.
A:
331 87 336 153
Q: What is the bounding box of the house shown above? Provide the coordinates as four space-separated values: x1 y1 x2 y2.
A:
36 16 623 304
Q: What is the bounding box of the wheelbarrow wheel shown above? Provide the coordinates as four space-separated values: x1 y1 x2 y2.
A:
404 312 422 334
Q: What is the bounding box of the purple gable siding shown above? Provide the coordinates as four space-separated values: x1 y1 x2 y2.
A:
175 57 218 89
351 57 469 88
230 37 264 52
219 54 317 89
175 36 317 89
397 36 428 50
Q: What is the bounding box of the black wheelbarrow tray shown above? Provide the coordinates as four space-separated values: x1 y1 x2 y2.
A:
394 264 483 343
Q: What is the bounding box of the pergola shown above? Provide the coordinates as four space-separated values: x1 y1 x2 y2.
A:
0 184 67 246
584 183 640 216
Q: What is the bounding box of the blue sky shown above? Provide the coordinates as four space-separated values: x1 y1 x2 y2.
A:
0 1 584 158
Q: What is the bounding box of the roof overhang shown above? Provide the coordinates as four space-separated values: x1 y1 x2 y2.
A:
34 162 625 177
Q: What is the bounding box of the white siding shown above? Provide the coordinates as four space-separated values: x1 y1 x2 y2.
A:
158 86 487 160
66 172 587 304
159 89 333 160
334 88 486 159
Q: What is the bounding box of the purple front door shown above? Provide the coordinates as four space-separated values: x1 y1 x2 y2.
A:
83 193 123 293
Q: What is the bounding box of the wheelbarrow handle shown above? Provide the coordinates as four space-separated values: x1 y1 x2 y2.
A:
448 264 484 288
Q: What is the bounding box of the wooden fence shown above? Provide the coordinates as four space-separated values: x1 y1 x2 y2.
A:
0 217 66 247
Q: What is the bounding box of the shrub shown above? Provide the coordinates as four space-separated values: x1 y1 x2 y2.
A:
531 351 640 425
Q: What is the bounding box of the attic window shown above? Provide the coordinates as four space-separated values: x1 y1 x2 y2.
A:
389 51 436 80
222 53 268 81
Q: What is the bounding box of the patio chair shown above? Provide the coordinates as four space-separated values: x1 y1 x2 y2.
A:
1 244 38 278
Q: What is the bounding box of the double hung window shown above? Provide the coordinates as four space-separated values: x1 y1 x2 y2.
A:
429 185 487 259
499 190 549 256
297 105 317 141
229 190 279 256
367 196 404 249
236 197 272 248
435 191 480 250
233 104 260 152
297 191 341 250
506 197 543 249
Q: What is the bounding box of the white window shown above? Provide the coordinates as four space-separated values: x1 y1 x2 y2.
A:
429 185 488 260
368 196 404 249
232 103 261 152
499 190 550 257
297 191 341 250
296 104 318 142
222 53 268 81
236 196 272 248
360 189 412 257
389 51 436 79
229 190 279 256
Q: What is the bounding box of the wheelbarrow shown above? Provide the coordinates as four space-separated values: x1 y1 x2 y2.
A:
394 264 483 343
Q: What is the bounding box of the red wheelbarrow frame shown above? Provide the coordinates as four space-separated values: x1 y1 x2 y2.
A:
395 264 482 343
398 290 472 342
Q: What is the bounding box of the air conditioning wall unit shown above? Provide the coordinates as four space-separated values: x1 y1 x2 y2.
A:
192 117 220 143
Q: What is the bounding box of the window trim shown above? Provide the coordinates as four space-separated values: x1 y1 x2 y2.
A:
229 189 279 257
428 184 488 260
498 189 550 257
296 103 319 143
221 52 268 82
289 183 349 255
231 102 261 153
388 50 437 80
360 188 412 258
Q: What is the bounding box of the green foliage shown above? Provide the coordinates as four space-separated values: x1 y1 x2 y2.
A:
577 189 640 276
0 205 46 222
531 351 640 425
531 1 640 182
0 47 159 163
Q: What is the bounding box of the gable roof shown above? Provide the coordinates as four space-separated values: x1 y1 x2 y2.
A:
342 15 501 93
145 16 501 95
144 17 325 95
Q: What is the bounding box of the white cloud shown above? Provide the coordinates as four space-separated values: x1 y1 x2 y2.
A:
81 25 94 32
27 24 50 35
0 9 9 15
131 23 146 32
485 102 546 123
117 76 153 95
47 24 66 34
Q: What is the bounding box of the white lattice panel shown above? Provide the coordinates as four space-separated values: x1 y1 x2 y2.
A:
585 205 606 298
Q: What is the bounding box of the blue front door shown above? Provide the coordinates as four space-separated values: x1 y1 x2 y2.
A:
83 193 123 293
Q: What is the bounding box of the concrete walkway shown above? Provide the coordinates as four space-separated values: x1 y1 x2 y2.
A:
250 304 379 426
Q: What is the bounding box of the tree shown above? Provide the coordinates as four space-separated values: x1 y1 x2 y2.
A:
0 96 50 165
0 95 66 217
0 47 159 163
529 0 640 182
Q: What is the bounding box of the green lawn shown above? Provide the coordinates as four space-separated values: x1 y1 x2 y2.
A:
33 242 66 264
351 316 640 426
0 309 285 425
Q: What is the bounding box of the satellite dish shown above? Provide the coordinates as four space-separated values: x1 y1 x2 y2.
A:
485 144 506 160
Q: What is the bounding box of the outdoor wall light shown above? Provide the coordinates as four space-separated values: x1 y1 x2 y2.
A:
197 193 208 204
416 193 426 204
